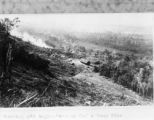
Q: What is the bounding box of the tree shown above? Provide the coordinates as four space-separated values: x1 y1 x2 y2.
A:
0 18 20 89
0 17 20 34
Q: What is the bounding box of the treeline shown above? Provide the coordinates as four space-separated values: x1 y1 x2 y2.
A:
89 33 153 55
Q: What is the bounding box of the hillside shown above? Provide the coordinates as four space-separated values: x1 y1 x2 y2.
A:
0 32 152 107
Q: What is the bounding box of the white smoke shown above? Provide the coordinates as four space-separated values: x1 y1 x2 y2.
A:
11 30 51 48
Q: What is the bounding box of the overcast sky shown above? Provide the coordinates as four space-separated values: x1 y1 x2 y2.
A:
0 14 154 35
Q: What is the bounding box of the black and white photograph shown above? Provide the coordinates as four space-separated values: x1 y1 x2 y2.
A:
0 14 153 108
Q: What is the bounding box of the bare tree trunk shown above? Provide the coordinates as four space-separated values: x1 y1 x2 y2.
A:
0 35 14 92
5 42 13 83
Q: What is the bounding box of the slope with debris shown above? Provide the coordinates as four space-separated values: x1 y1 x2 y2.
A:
67 59 152 106
0 35 152 107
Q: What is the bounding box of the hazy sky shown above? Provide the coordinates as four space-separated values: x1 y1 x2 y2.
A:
0 14 154 34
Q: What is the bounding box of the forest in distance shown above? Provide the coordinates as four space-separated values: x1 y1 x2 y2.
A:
0 16 153 107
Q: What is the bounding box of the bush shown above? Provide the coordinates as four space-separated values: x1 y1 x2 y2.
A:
94 49 153 98
0 18 20 34
93 66 100 73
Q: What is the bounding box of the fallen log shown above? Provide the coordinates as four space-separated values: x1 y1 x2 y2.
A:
15 93 38 107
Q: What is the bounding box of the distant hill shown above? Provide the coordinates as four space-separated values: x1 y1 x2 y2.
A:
14 28 153 57
72 32 153 56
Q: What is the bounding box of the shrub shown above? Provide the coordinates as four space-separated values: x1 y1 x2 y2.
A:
0 18 20 34
94 49 153 98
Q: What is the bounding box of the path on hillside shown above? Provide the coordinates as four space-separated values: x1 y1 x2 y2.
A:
70 59 152 106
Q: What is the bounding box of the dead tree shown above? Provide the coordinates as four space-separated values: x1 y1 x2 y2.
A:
0 18 19 87
0 34 15 89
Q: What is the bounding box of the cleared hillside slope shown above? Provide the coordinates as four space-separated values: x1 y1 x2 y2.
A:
0 35 152 107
